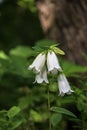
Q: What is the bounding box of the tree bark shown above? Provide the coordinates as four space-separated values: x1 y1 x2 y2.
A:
35 0 87 65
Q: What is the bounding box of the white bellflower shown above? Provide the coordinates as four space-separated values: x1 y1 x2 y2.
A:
28 53 46 73
47 51 62 74
58 74 73 96
34 66 49 84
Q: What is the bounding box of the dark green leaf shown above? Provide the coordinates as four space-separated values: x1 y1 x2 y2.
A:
50 107 77 118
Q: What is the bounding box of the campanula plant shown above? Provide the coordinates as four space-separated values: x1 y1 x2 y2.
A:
28 41 74 96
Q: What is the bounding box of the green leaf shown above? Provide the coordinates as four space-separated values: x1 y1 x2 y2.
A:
33 39 57 53
8 55 31 78
0 110 7 118
51 113 62 126
50 107 77 118
0 51 9 60
8 117 26 130
36 39 56 48
30 110 42 122
18 96 34 110
7 106 21 118
10 46 34 58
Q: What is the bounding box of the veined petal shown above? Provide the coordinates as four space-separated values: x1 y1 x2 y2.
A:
47 51 62 74
28 53 46 73
58 74 74 96
35 66 49 84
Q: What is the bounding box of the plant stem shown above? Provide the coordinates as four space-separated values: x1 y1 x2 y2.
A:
48 85 51 130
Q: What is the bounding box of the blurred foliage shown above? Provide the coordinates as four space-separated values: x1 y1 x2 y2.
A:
0 40 87 130
0 0 87 130
18 0 36 12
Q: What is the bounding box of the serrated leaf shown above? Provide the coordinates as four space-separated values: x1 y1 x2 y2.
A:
50 107 77 118
7 106 21 118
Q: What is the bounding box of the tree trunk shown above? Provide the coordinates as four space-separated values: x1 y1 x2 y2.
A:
35 0 87 65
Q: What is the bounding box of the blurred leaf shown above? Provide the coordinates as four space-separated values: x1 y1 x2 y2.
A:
51 113 62 126
0 51 9 60
8 55 31 78
18 0 36 12
8 116 26 130
50 107 77 118
0 107 26 130
57 96 75 105
36 39 56 47
0 110 7 118
10 46 34 58
62 60 87 76
49 82 57 92
33 39 57 52
0 58 10 79
0 110 8 129
30 110 42 122
18 96 34 110
7 106 21 118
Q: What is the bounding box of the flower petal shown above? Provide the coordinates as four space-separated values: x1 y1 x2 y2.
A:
47 51 62 74
28 53 46 73
35 73 43 84
42 67 49 83
35 66 49 84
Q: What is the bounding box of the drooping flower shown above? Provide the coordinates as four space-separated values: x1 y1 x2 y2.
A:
47 51 62 74
58 73 73 96
34 66 49 84
28 53 46 73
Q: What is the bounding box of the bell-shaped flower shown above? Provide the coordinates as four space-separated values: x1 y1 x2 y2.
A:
28 53 46 73
47 51 62 74
34 66 49 84
58 73 73 96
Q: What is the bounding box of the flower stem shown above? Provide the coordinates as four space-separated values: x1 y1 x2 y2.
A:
48 85 51 130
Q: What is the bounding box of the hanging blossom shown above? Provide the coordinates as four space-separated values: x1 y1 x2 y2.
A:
34 66 49 84
58 73 74 96
28 46 73 96
28 53 48 84
47 51 62 74
28 53 46 73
